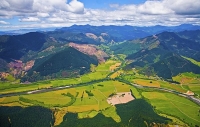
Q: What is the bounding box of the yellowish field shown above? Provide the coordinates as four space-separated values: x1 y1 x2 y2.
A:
0 102 24 107
134 79 160 87
53 107 68 126
67 105 99 112
22 91 72 106
0 80 141 126
159 81 187 93
102 106 121 122
110 63 121 71
110 70 123 79
172 72 200 85
78 110 98 119
0 96 19 103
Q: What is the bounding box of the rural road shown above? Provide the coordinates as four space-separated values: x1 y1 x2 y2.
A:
131 83 200 106
1 79 199 106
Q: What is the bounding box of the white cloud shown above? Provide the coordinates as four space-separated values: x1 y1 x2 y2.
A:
138 1 173 15
48 17 65 23
37 12 50 18
0 20 9 24
0 0 10 9
67 0 84 13
0 0 200 30
19 17 40 22
164 0 200 15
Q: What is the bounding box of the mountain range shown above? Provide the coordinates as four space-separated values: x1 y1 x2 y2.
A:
118 30 200 79
0 25 200 81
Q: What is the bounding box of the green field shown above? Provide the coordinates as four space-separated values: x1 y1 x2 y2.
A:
1 57 200 127
182 56 200 67
142 91 200 126
0 80 140 124
0 59 118 94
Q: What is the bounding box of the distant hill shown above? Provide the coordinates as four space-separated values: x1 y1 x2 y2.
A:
46 30 114 44
124 30 200 79
0 32 46 62
57 24 200 41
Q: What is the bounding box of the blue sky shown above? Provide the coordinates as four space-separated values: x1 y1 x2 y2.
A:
0 0 200 30
79 0 146 9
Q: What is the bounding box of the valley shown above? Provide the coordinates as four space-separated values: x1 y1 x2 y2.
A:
0 25 200 127
0 55 200 127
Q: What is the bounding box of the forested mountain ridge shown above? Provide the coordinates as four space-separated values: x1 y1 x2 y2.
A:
123 30 200 79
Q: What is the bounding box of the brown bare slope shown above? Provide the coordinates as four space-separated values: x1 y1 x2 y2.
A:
69 42 109 63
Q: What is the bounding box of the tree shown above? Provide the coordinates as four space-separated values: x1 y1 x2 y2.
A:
90 64 96 72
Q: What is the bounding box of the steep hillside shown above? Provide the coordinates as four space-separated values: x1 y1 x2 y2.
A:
177 30 200 43
125 30 200 79
25 47 98 81
151 54 200 79
110 35 158 55
157 31 200 61
69 42 109 62
0 32 46 62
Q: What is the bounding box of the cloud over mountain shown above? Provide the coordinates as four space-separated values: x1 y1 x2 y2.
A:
0 0 200 30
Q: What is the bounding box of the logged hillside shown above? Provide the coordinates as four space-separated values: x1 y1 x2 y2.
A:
69 42 109 62
58 24 200 41
25 47 98 81
47 30 114 44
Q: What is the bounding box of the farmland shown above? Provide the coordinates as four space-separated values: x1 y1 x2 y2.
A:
142 92 200 126
0 57 200 127
0 59 118 94
0 80 141 125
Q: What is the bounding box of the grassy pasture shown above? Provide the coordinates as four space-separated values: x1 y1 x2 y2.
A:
186 85 200 97
142 92 200 126
21 91 72 106
110 70 123 79
159 81 187 93
78 110 98 119
173 72 200 85
109 63 121 71
182 56 200 67
102 106 121 122
0 80 141 126
67 105 99 113
134 79 160 87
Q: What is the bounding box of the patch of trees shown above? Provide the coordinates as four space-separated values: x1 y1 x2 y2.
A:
97 84 104 87
62 92 78 106
108 93 116 97
19 97 45 106
57 113 118 127
116 99 171 126
85 90 94 96
0 106 54 127
57 99 171 127
130 89 136 99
